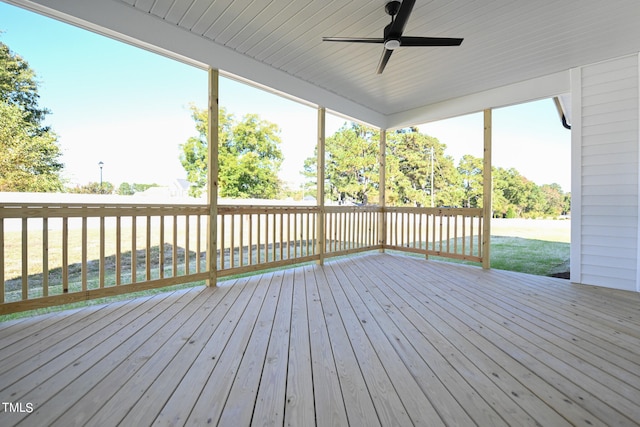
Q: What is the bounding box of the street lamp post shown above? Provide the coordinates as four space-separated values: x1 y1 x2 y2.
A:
425 148 434 207
98 161 104 192
430 147 434 208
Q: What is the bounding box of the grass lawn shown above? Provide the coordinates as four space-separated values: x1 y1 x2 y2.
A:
491 218 570 276
429 218 571 277
488 235 569 276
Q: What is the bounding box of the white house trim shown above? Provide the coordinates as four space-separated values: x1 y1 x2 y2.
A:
570 67 583 285
387 71 570 128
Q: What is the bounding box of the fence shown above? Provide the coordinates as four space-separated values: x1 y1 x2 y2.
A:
0 202 483 314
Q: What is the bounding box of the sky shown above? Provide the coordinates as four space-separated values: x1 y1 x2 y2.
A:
0 2 571 192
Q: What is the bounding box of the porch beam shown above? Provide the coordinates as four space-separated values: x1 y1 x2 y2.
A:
207 68 219 286
317 107 326 265
379 129 386 252
482 109 492 269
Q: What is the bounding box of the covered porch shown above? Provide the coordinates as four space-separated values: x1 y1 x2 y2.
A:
1 253 639 426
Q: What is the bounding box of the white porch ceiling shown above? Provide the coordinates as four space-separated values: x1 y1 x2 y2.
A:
7 0 640 128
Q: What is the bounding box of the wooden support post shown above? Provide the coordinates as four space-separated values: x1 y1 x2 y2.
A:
317 107 326 265
206 68 219 286
482 109 492 269
379 129 386 252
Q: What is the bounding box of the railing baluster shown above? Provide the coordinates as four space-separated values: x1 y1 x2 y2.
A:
21 218 28 300
257 213 261 264
307 212 312 255
82 216 88 291
144 215 151 280
453 214 458 255
101 216 106 287
42 217 48 297
478 215 483 258
185 214 190 275
230 214 235 269
0 218 4 303
116 216 122 284
445 213 450 253
272 212 277 262
158 215 164 279
197 214 202 273
264 213 269 263
238 213 244 267
470 215 475 258
220 213 225 270
279 212 284 261
172 215 177 277
62 216 68 293
462 214 467 256
248 213 253 266
132 215 137 284
293 213 298 258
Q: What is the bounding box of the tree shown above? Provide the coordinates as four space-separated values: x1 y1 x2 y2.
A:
457 155 483 208
386 129 461 207
303 123 379 204
0 101 63 191
180 106 284 198
118 182 134 195
540 183 565 216
0 41 64 191
0 41 49 127
68 181 114 194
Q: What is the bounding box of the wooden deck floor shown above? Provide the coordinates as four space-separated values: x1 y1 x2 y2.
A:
1 253 639 426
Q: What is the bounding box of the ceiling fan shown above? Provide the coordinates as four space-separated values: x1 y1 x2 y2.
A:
322 0 463 74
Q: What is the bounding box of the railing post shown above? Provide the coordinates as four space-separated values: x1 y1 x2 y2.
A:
482 109 492 269
207 68 219 286
379 129 386 252
317 107 326 265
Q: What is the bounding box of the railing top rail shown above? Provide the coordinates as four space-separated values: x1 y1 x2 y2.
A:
0 202 209 209
1 201 484 218
323 205 381 213
0 203 210 219
218 204 320 213
383 206 483 215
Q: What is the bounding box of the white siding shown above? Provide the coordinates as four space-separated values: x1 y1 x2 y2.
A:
575 54 640 291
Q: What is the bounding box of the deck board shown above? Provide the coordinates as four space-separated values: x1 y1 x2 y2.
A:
1 253 640 427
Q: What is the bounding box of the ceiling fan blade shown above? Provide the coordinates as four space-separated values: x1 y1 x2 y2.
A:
399 36 464 47
388 0 416 37
377 48 393 74
322 37 384 44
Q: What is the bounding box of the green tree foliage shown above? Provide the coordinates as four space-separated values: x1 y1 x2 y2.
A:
386 128 461 207
303 123 380 204
457 154 484 208
181 106 284 198
0 40 64 191
68 181 114 194
303 125 570 217
540 183 567 216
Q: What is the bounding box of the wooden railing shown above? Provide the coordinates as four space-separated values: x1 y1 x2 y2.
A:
1 202 483 314
216 205 320 276
0 202 210 313
324 206 381 256
385 207 484 262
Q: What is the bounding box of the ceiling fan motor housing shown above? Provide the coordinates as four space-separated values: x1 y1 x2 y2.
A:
386 1 401 16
